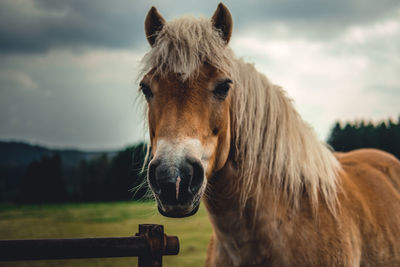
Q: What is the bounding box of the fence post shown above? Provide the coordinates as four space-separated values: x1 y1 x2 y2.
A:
137 224 174 267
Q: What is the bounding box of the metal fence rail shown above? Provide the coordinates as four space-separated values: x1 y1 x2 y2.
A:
0 224 179 267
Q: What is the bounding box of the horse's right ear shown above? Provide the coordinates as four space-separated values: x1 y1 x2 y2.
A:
211 3 233 44
145 7 166 47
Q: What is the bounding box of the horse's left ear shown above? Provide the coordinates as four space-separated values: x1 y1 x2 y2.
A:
145 7 166 47
211 3 233 44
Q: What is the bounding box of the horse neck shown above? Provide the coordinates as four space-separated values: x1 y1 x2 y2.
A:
204 159 296 267
204 159 280 232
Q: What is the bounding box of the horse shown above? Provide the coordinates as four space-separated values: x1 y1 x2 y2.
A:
139 3 400 266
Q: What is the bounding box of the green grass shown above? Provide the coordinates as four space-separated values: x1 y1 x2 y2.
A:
0 201 212 267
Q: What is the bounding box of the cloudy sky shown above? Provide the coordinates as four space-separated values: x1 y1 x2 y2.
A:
0 0 399 150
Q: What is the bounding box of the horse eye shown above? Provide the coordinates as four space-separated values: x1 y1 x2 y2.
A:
213 79 232 100
140 82 153 100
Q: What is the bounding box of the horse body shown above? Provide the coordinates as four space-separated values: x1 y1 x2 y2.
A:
205 149 400 266
140 3 400 266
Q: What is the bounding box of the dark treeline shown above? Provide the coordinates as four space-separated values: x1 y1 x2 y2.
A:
327 117 400 159
0 142 150 204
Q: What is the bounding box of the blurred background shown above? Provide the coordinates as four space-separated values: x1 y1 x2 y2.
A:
0 0 399 266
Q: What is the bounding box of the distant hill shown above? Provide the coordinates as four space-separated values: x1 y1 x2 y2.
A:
0 141 116 168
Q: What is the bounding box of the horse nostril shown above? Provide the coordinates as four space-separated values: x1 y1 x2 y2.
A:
147 160 161 194
187 159 204 194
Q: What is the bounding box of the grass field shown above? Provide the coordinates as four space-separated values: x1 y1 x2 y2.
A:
0 201 212 267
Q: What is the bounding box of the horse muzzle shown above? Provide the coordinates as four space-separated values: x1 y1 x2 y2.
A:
148 157 204 218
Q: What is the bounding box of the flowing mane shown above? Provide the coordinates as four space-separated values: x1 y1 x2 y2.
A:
230 59 341 214
141 15 341 214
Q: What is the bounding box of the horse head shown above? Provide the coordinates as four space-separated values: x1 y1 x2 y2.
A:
141 4 234 217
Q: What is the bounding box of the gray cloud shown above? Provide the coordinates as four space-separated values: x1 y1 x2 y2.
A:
1 0 399 54
0 0 149 53
230 0 399 22
229 0 400 41
0 50 146 150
